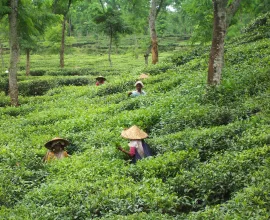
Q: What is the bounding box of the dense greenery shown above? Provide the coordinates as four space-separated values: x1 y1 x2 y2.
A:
0 15 270 219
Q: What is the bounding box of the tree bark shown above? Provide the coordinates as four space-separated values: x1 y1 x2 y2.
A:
144 45 152 65
26 49 30 76
149 0 158 64
208 0 242 85
60 17 66 68
8 0 19 106
207 0 227 85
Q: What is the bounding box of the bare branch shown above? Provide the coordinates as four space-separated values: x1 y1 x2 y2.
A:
156 0 164 18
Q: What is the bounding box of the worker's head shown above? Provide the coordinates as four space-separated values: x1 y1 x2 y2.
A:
135 81 144 91
51 141 66 152
96 76 106 83
45 137 69 151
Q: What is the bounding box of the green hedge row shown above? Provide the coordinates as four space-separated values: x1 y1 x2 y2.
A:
0 77 91 96
185 159 270 219
167 145 270 212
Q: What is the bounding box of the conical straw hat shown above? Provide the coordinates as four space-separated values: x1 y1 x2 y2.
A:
139 73 149 79
121 125 148 140
45 137 69 149
96 76 106 80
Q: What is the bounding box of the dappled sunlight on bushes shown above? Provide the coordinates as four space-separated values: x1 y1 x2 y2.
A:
0 18 270 219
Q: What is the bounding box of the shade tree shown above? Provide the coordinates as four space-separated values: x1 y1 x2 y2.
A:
0 0 62 105
70 1 100 36
179 0 267 85
8 0 20 106
149 0 174 64
93 1 131 66
207 0 242 85
52 0 80 68
19 0 56 75
122 0 173 64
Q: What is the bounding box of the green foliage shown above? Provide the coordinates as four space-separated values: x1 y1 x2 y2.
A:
0 16 270 219
238 12 270 43
29 69 46 76
94 7 132 43
0 77 8 95
170 46 209 66
181 0 212 44
43 20 63 53
0 0 9 19
16 76 91 96
0 91 9 106
168 145 270 211
185 159 270 219
141 62 175 75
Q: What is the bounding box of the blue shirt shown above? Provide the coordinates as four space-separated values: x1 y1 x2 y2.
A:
130 90 146 97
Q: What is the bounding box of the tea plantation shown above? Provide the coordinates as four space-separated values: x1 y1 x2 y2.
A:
0 14 269 219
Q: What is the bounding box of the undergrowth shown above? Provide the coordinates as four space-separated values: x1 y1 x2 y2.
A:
0 15 270 219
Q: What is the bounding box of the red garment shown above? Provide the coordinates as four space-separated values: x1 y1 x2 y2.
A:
129 147 136 157
96 81 104 86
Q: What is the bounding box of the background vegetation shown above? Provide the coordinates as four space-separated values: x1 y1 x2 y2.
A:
0 1 270 219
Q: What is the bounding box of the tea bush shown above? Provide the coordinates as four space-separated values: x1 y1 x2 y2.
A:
235 12 270 43
0 77 9 95
168 145 270 211
0 15 269 219
17 77 91 96
185 159 270 219
170 46 209 67
29 69 46 76
141 62 175 75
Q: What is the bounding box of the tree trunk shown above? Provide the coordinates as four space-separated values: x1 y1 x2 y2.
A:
208 0 242 85
60 17 66 68
8 0 19 106
26 49 30 76
207 0 227 85
144 45 152 65
149 0 158 64
108 29 112 67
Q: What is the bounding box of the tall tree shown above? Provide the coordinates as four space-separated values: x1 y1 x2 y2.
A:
19 0 55 75
149 0 158 64
181 0 213 44
149 0 171 64
207 0 241 85
53 0 73 68
94 1 131 66
8 0 19 106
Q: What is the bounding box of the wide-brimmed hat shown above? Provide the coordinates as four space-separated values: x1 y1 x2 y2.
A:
135 81 144 87
45 137 69 149
96 76 106 81
139 73 149 79
121 125 148 140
